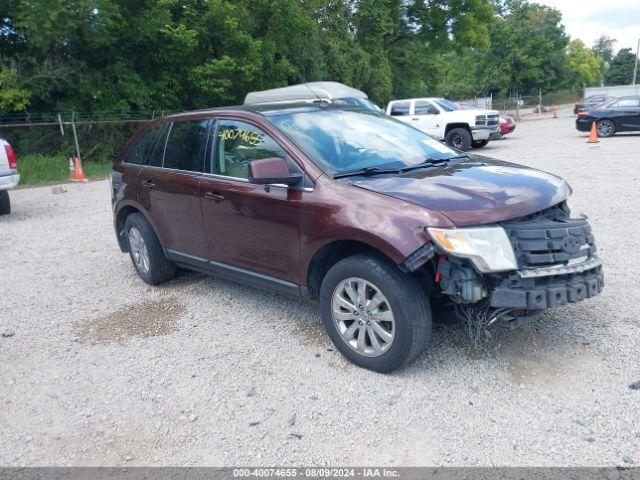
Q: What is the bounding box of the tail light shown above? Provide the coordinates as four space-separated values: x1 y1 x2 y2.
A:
577 112 589 119
4 144 17 170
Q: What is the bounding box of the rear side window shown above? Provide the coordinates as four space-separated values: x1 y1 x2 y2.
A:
163 120 212 172
389 101 410 116
414 100 438 115
124 123 168 166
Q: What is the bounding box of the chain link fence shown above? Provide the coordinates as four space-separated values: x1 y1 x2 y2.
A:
0 112 160 184
0 112 157 163
455 89 581 118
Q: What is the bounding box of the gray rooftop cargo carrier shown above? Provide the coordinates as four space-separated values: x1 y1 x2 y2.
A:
243 82 381 111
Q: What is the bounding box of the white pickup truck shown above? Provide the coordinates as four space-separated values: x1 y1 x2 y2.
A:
0 138 19 215
386 97 501 151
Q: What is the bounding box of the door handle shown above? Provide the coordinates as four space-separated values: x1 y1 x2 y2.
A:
142 179 156 189
204 191 225 202
412 117 420 121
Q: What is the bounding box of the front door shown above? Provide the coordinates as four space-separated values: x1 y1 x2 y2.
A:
199 119 302 284
412 100 442 137
138 119 212 260
614 98 640 130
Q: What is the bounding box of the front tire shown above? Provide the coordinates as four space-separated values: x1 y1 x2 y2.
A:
596 119 615 138
445 127 472 151
319 253 432 373
124 212 177 285
0 190 10 215
471 140 489 149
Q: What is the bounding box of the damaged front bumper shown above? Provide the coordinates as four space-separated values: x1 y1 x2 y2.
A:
436 203 604 312
491 257 603 309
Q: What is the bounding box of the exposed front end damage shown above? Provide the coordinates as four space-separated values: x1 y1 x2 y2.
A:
427 202 604 339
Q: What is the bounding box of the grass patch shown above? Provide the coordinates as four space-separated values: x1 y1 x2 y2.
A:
17 154 112 187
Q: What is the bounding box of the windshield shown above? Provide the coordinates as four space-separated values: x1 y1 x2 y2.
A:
434 99 462 112
266 108 457 175
333 97 383 112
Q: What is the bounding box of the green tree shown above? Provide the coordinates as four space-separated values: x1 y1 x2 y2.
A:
592 35 616 64
592 35 616 85
475 1 569 95
605 48 636 85
0 66 30 111
565 39 601 88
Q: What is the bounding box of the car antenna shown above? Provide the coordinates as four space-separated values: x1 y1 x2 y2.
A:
305 83 330 107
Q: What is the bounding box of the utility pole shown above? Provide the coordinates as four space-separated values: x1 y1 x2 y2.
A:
633 37 639 85
538 89 542 117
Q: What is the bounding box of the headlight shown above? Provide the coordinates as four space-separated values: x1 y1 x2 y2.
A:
475 115 486 126
427 226 518 273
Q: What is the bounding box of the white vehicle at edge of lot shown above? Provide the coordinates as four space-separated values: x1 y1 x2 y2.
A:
386 97 502 151
0 138 20 215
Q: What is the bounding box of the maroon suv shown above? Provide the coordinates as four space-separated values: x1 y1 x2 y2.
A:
111 104 603 372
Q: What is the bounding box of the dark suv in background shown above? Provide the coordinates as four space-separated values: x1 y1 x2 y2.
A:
112 104 603 372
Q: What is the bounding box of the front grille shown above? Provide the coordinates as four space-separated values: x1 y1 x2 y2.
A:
500 211 597 269
487 114 499 126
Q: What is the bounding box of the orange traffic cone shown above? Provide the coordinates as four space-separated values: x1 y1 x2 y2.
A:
72 157 88 182
552 104 558 118
69 157 77 181
587 121 599 144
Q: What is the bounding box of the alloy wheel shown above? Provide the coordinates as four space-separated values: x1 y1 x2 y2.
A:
451 133 463 149
597 120 614 137
331 277 395 357
128 226 150 274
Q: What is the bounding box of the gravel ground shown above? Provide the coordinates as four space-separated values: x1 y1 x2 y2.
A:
1 115 639 467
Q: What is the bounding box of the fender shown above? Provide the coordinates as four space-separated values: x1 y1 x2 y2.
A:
299 176 454 285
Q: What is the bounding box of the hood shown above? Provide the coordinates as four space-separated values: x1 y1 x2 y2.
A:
348 157 571 226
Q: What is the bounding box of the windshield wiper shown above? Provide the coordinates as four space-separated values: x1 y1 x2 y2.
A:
333 166 401 179
400 154 469 173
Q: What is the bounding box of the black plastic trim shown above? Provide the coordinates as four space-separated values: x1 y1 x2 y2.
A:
167 249 301 297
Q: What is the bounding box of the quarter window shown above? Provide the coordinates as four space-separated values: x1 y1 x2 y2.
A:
125 123 168 166
214 120 286 179
146 123 170 167
164 120 212 172
389 101 410 116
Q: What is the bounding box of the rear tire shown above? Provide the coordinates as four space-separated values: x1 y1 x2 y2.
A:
319 253 432 373
0 190 10 215
596 119 615 137
124 212 177 285
445 127 472 151
471 140 489 148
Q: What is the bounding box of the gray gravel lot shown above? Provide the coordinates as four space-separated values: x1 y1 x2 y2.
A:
1 116 639 466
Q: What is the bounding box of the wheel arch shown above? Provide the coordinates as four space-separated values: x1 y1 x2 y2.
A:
114 202 161 253
304 239 403 301
444 122 471 136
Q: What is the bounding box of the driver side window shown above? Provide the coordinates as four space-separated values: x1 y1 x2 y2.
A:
214 120 286 179
414 100 439 115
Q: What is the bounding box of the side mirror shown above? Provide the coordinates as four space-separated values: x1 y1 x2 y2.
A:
248 157 303 186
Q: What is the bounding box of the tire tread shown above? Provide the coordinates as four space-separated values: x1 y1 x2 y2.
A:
125 212 177 285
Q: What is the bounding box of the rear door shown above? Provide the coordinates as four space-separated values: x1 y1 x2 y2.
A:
609 98 640 131
387 101 412 125
138 119 213 260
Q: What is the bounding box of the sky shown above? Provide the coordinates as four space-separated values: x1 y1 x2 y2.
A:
536 0 640 52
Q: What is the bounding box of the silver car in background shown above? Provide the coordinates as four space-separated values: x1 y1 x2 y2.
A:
0 138 20 215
